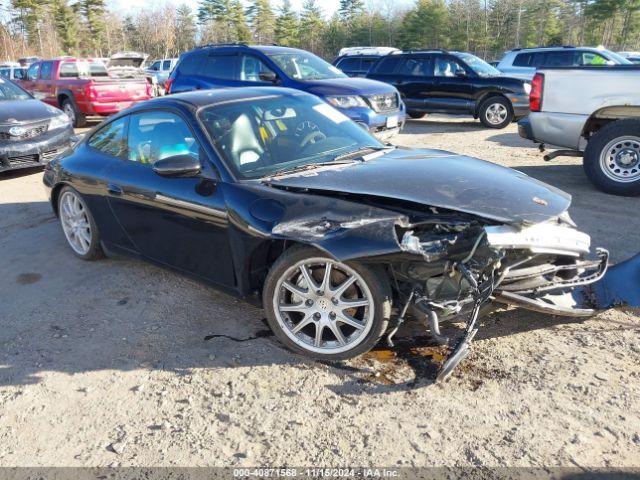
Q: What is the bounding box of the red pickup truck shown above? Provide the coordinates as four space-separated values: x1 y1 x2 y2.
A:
19 58 152 127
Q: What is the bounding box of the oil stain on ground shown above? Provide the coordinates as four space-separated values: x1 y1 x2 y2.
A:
16 273 42 285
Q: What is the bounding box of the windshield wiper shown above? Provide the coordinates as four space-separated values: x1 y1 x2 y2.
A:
332 145 395 162
266 159 360 178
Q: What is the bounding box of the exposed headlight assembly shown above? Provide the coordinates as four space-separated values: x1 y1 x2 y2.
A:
326 95 367 108
49 113 71 130
484 223 591 257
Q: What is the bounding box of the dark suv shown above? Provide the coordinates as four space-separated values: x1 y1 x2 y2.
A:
166 44 406 140
367 50 530 129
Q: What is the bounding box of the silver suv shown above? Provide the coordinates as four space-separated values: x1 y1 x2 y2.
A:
497 46 631 80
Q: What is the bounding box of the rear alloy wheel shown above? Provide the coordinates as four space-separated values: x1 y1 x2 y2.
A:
263 246 391 360
584 119 640 196
62 98 87 128
479 96 513 129
58 187 103 260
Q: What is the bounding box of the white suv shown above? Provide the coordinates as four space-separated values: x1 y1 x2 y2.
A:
497 46 631 80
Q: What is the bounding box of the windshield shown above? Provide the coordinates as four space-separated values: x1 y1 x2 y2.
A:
454 52 501 76
0 78 31 100
603 49 633 64
268 52 347 81
199 94 382 180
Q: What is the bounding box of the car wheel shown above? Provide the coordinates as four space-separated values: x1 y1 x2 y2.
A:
263 246 392 361
479 96 513 129
62 98 87 128
58 186 103 260
408 111 426 119
583 119 640 196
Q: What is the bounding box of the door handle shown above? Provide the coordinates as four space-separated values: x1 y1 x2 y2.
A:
107 183 123 195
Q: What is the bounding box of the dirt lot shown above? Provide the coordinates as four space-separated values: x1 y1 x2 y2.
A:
1 117 639 469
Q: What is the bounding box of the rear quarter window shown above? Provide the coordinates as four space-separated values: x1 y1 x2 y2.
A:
513 53 532 67
202 55 237 80
177 54 204 76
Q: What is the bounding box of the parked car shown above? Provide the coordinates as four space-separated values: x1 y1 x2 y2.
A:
333 47 400 77
0 78 73 173
107 51 148 79
43 87 609 380
519 66 640 196
144 58 178 95
497 46 631 80
0 63 27 81
18 58 153 128
366 49 530 128
166 44 405 140
618 51 640 64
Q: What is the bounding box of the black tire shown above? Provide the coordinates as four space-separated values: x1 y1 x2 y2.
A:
61 98 87 128
408 111 426 119
583 119 640 196
479 96 513 129
262 245 392 361
57 186 103 260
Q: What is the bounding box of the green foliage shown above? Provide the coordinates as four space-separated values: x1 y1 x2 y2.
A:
247 0 276 43
399 0 449 50
274 0 299 47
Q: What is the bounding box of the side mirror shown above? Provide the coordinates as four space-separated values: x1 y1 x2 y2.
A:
259 71 278 83
455 68 467 77
152 154 201 178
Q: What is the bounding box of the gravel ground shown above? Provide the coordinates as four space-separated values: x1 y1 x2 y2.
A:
0 117 639 469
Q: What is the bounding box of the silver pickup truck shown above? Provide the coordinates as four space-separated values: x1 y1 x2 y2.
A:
518 66 640 196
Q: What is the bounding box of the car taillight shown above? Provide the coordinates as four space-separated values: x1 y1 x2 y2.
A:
146 80 153 98
165 78 173 94
530 73 544 112
84 84 97 101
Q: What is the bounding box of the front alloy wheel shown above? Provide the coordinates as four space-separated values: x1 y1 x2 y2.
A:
263 247 391 360
479 96 513 129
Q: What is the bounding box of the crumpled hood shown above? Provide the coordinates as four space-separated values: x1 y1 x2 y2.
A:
267 148 572 225
302 77 398 97
0 99 60 125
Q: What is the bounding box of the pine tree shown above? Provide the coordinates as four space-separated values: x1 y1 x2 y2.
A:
247 0 276 44
175 4 197 52
53 0 78 54
399 0 449 50
198 0 250 43
274 0 299 46
299 0 325 54
338 0 364 23
78 0 107 56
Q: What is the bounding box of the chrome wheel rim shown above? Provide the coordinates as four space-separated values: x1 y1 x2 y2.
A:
485 103 508 125
59 191 92 255
273 257 374 355
599 136 640 183
63 103 76 124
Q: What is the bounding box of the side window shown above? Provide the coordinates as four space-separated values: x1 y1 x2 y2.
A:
39 62 53 80
336 57 361 72
127 111 199 165
88 117 128 158
177 54 204 76
434 56 465 77
360 57 376 73
580 52 608 65
162 60 172 71
239 55 276 82
202 54 237 80
13 68 25 80
149 61 160 71
398 57 432 76
513 53 532 67
0 68 8 78
541 51 575 67
373 56 401 74
26 63 39 81
59 62 79 78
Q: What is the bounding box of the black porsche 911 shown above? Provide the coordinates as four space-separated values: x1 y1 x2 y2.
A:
0 78 73 172
43 87 609 380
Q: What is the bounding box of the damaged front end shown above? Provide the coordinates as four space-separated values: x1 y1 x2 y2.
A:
391 212 609 382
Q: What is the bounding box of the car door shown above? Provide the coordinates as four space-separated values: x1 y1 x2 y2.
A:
104 109 235 287
432 54 475 112
37 61 56 106
394 55 436 112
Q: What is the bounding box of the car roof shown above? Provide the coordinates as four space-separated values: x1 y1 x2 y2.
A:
508 46 602 53
188 44 306 56
129 87 308 110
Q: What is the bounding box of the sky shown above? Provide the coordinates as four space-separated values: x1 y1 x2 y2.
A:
107 0 345 17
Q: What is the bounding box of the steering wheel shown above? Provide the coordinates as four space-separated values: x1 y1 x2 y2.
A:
300 130 326 148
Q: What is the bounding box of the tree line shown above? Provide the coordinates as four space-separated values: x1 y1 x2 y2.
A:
1 0 639 63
